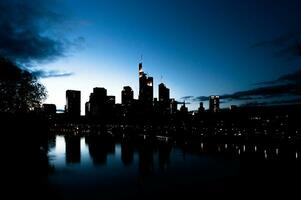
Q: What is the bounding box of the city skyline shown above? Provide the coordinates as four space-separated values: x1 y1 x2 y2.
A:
1 0 301 114
65 62 188 116
2 1 301 198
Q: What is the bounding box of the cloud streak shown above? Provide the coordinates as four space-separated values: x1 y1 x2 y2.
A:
190 69 301 106
180 96 194 101
257 69 301 85
31 70 74 78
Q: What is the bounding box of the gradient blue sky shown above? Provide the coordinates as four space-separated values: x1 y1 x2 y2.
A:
32 0 301 112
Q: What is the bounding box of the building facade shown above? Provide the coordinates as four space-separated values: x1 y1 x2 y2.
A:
121 86 134 105
209 95 220 112
138 62 153 106
65 90 81 117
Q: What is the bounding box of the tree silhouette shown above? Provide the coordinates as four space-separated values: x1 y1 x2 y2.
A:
0 57 47 113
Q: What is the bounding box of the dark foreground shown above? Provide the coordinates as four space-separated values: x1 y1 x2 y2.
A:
2 113 301 199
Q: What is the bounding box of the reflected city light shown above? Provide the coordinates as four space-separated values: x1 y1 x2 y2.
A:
55 136 66 155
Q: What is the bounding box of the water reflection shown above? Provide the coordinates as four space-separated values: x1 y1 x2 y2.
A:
158 142 172 171
121 138 134 166
48 135 301 199
65 135 81 163
49 135 301 167
85 135 115 165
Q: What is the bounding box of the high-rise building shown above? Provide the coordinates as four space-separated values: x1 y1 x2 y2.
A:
198 102 205 113
107 95 115 106
159 83 170 103
42 103 56 119
85 87 115 118
121 86 134 105
170 98 177 114
138 63 153 106
158 83 170 112
180 102 188 113
65 90 81 117
86 87 107 117
85 102 91 116
209 95 220 112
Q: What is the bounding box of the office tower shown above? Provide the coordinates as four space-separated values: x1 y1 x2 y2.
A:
42 104 56 114
159 83 170 104
85 102 91 117
107 96 115 105
86 87 107 117
209 95 220 112
65 90 81 117
121 86 134 105
170 98 177 114
85 87 116 118
198 102 205 112
138 62 153 106
158 83 170 113
180 102 188 113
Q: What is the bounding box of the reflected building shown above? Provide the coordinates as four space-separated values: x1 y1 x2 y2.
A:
138 141 154 176
121 140 134 166
209 95 220 112
85 136 115 165
158 142 172 171
65 90 81 117
138 62 153 107
65 135 81 163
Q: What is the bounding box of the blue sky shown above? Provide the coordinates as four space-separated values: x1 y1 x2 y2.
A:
1 0 301 113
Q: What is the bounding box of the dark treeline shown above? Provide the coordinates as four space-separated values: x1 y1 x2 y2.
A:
0 57 52 197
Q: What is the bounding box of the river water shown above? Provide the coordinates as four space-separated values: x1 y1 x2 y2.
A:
47 135 301 199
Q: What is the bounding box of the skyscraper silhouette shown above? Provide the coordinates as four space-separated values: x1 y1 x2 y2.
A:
209 96 220 112
122 86 134 106
138 63 153 107
198 102 205 112
158 83 170 113
65 90 81 117
85 87 107 117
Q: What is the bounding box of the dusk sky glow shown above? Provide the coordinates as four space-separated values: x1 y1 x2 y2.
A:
1 0 301 113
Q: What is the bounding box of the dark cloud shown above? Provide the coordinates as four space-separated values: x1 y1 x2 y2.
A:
31 70 74 78
240 98 301 107
220 69 301 101
193 83 300 102
240 101 268 107
251 32 301 60
258 69 301 85
193 96 208 101
193 69 301 106
180 96 194 101
221 84 301 100
0 0 84 67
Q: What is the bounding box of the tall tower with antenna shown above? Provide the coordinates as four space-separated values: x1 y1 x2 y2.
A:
138 61 153 106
